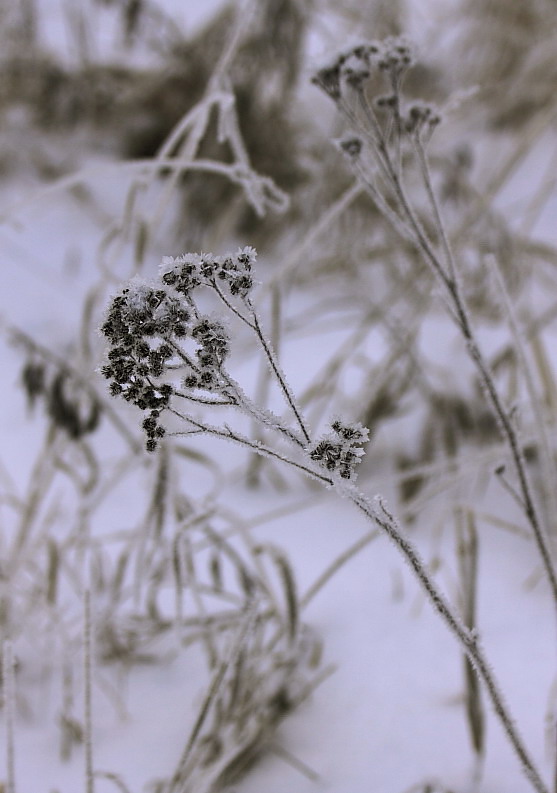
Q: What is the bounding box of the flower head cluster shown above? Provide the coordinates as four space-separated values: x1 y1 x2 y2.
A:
309 420 370 480
100 280 188 449
376 37 414 77
312 37 414 99
160 246 257 300
313 36 440 146
101 248 260 451
182 317 230 392
403 101 441 135
102 281 190 344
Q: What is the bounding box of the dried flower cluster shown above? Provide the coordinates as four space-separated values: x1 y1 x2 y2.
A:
309 420 369 480
101 245 371 484
312 36 441 145
101 248 259 451
159 246 256 300
100 283 185 449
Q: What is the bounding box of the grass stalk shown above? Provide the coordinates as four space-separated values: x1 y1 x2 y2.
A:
3 641 16 793
83 589 94 793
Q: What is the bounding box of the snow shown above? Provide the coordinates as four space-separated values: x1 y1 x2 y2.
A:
2 2 557 793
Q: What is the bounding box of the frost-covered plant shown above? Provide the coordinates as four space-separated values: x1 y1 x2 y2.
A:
313 33 557 599
310 34 557 793
101 246 368 484
102 242 551 793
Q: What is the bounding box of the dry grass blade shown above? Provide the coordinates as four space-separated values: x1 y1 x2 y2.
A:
455 508 485 769
3 641 16 793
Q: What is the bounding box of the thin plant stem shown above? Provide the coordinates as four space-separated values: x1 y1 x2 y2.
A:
167 601 257 792
414 134 459 283
343 488 548 793
174 412 549 793
84 589 94 793
455 508 485 770
3 641 16 793
347 84 557 609
263 182 363 292
245 287 280 486
300 528 380 609
245 301 311 444
490 254 557 533
168 415 330 486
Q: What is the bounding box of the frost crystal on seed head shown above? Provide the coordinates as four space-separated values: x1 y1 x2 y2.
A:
124 278 155 312
309 419 370 480
100 278 189 451
331 419 370 443
159 253 203 295
158 247 258 299
236 246 257 266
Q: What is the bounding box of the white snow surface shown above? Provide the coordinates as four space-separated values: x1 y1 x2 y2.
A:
2 168 556 793
1 3 557 793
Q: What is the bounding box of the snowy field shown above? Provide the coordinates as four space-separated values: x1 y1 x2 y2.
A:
1 2 557 793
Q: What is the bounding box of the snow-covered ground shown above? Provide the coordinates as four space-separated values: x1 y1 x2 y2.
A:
1 2 557 793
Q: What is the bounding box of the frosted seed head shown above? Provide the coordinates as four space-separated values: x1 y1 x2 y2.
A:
235 246 257 268
375 94 397 110
311 60 343 101
309 419 370 480
159 253 202 295
338 137 363 159
341 54 371 88
404 102 442 136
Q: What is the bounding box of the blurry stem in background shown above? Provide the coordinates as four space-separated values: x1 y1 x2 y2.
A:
177 530 218 668
338 76 557 612
63 0 92 67
519 140 557 237
19 0 37 49
167 601 257 792
263 182 364 293
300 528 379 609
246 283 284 486
10 424 57 564
210 0 258 84
409 136 557 607
455 508 485 778
490 254 557 535
0 159 249 225
453 105 557 247
3 641 16 793
142 0 268 246
84 589 94 793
